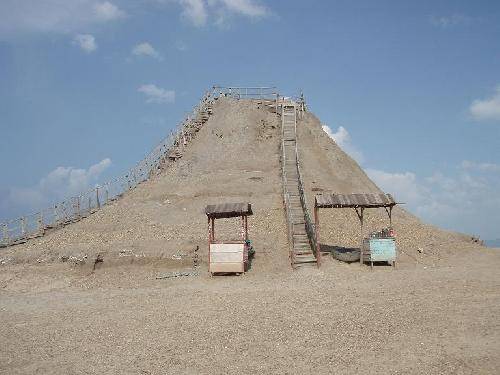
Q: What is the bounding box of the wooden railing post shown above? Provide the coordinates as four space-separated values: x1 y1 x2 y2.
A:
20 217 26 236
314 205 321 267
37 212 44 235
105 184 109 204
96 187 100 209
1 223 8 245
54 205 59 226
76 196 81 218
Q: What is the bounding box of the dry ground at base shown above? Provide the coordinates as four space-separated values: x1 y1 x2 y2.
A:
1 246 500 375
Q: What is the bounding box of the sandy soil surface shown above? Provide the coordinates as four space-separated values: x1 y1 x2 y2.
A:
1 248 500 374
1 98 499 374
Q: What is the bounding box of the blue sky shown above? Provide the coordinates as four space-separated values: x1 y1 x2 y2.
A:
0 0 499 239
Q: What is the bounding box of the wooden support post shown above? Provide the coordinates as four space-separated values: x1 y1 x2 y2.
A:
314 205 321 267
54 205 59 226
2 223 8 244
37 212 44 235
20 217 26 236
132 170 137 187
207 217 211 275
211 218 215 242
207 217 211 244
105 185 109 204
244 216 248 241
355 207 364 266
384 206 393 227
241 216 245 241
96 187 100 209
76 196 81 218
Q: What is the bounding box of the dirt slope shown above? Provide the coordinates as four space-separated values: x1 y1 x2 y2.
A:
1 98 289 272
2 98 500 375
1 99 480 270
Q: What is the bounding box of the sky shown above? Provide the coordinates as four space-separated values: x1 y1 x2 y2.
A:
0 0 499 240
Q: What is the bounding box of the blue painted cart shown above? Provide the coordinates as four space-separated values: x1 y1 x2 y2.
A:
362 237 396 269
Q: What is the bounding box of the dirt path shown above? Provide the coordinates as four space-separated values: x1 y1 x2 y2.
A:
1 248 500 374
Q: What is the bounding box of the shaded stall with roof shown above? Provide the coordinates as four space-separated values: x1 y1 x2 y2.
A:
314 193 398 268
205 202 253 275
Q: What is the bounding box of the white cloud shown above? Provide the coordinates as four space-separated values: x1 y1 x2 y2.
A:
0 159 112 218
319 124 499 238
210 0 269 27
73 34 97 53
365 169 423 206
429 14 473 28
211 0 268 17
322 125 364 164
159 0 269 27
93 1 126 21
0 1 126 37
132 42 162 59
138 84 176 104
461 160 500 173
179 0 208 26
470 86 500 122
366 164 500 239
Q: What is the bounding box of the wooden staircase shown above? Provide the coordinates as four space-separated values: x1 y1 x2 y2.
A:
281 103 317 267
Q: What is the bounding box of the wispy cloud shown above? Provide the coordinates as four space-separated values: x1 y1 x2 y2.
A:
132 42 162 60
0 159 112 218
366 163 500 238
321 125 499 238
138 84 176 104
73 34 97 53
461 160 500 173
161 0 269 27
0 1 126 37
322 125 364 164
470 86 500 122
429 14 474 28
179 0 208 26
93 1 126 21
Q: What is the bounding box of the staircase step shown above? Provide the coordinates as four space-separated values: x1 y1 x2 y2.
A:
293 256 317 265
294 251 313 256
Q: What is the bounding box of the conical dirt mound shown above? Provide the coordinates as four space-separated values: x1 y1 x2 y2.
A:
2 97 478 270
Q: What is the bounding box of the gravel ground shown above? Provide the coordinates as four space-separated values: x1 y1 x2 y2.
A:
1 248 499 374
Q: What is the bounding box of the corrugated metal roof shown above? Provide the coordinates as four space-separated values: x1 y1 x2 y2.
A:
205 203 253 218
315 193 396 208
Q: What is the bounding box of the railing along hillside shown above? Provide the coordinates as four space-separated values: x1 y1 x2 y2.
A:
212 86 278 100
0 86 281 248
297 155 319 264
0 88 222 247
293 96 318 263
280 117 295 265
